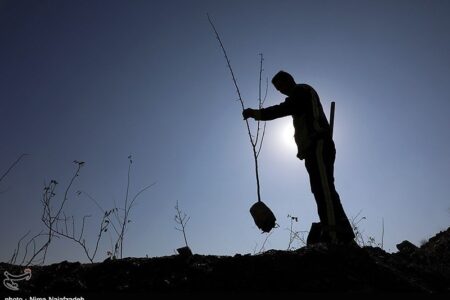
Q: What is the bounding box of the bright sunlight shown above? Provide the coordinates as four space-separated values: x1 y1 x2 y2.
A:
281 121 297 151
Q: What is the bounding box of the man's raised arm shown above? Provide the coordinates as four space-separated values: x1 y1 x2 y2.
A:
243 100 293 121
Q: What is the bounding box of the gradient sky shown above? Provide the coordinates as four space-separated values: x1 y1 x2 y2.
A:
1 0 449 264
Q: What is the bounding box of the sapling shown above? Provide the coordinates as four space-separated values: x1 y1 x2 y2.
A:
174 200 192 257
208 15 277 233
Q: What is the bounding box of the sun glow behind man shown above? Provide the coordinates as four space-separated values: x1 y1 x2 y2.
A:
280 120 297 152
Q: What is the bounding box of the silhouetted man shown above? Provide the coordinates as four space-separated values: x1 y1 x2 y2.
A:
243 70 355 245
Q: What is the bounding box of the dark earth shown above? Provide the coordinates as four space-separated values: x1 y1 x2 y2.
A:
1 227 449 297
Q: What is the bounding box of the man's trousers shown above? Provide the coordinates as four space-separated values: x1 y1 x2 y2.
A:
304 138 355 244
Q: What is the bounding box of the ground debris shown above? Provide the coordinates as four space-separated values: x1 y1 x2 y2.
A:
1 227 449 295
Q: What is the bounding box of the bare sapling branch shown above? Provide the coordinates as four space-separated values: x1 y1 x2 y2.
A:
208 14 268 203
19 231 46 266
257 77 268 157
22 162 83 266
77 156 155 260
286 214 307 250
174 200 190 249
77 191 121 238
8 230 31 265
350 210 367 247
49 210 109 263
350 210 383 248
0 153 28 184
115 155 134 259
10 157 154 265
113 155 156 259
9 230 48 266
254 53 265 147
253 231 274 254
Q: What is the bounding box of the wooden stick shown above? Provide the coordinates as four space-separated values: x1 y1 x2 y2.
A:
330 101 335 138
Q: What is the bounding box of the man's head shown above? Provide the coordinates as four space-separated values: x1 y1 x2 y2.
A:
272 71 296 96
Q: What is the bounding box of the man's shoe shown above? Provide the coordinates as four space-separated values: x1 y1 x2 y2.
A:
306 222 323 245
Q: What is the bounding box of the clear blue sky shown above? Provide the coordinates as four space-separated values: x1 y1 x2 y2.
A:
1 0 449 264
